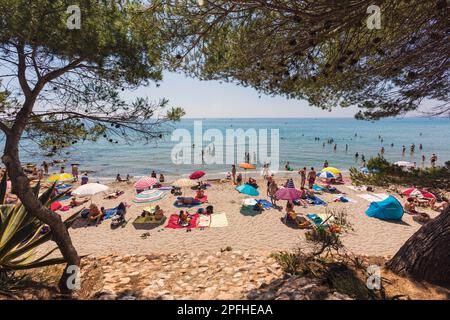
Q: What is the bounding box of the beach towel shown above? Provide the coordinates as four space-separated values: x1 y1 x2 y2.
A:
306 214 323 226
173 197 201 208
198 214 211 228
194 195 208 203
306 195 327 206
306 213 334 226
333 195 357 203
210 212 229 228
165 213 199 229
242 198 257 206
103 208 118 220
133 215 166 225
256 199 274 209
313 185 326 192
358 193 389 202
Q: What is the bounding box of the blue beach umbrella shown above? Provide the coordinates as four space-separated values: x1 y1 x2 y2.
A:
236 184 259 196
360 167 370 174
317 171 336 179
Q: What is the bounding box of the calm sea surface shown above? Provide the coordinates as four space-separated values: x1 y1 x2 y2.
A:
14 118 450 181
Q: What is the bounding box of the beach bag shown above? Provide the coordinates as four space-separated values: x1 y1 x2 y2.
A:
206 205 214 214
50 201 62 211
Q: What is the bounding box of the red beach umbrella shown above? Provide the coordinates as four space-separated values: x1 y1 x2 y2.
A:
402 188 436 200
189 171 205 180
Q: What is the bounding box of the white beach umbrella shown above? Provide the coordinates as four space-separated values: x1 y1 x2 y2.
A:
394 161 414 167
72 183 109 197
172 178 197 188
172 178 197 195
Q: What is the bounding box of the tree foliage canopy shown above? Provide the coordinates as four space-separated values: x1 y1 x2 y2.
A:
168 0 449 119
0 0 183 153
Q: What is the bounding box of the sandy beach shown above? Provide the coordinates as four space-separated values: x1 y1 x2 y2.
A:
48 174 441 258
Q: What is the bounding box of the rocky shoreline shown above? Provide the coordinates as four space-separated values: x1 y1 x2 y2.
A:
77 250 351 300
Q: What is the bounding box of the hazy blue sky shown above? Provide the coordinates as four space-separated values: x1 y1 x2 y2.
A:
129 72 361 118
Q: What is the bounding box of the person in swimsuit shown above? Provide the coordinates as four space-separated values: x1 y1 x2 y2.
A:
298 167 306 189
307 167 316 188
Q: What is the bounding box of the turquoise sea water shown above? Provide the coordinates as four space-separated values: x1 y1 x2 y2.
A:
15 118 450 180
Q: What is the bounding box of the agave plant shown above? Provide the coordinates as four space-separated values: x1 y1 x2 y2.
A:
0 174 79 272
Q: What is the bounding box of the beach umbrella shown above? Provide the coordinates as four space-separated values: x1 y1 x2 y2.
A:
275 188 303 201
239 163 256 170
72 183 109 197
360 167 370 174
236 184 259 196
239 163 256 179
323 167 341 175
317 171 336 179
394 161 414 168
133 189 166 203
286 178 295 188
189 171 205 180
173 178 198 195
47 173 74 183
402 188 436 200
134 176 158 190
173 178 197 188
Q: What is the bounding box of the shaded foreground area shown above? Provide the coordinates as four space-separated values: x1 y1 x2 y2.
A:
2 250 449 300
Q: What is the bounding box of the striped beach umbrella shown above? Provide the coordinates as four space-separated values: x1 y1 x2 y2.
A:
133 189 166 203
317 171 336 179
134 177 158 190
286 178 295 188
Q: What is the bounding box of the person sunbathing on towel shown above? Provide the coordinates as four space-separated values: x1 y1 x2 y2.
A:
154 205 164 220
88 204 105 225
248 177 258 189
431 196 449 212
104 190 124 200
404 197 418 214
177 197 194 206
195 189 207 202
70 197 88 208
178 210 191 227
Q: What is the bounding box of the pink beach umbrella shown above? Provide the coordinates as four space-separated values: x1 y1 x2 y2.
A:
189 171 205 180
134 177 158 190
275 187 303 201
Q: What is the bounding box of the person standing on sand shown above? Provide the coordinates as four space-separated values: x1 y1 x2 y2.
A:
323 160 329 168
71 164 78 182
431 153 437 167
380 147 385 156
307 167 316 189
60 166 65 174
231 165 236 184
42 161 49 175
298 167 307 189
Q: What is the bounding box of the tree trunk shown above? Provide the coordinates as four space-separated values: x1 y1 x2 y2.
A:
386 206 450 288
2 134 80 295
